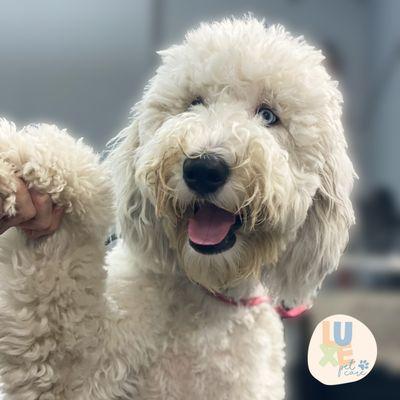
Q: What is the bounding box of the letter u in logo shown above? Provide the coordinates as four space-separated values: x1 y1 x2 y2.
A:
333 321 352 346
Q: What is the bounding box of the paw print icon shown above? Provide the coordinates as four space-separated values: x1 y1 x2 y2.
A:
358 360 369 370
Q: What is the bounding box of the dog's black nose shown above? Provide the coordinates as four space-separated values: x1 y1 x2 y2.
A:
183 154 229 195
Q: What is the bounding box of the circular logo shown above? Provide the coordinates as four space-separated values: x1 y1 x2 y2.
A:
307 314 377 385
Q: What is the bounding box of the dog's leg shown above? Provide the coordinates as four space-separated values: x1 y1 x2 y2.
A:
0 120 122 399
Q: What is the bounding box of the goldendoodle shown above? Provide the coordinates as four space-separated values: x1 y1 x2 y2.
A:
0 16 355 400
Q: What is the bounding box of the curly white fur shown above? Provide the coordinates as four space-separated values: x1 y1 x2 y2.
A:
0 17 354 399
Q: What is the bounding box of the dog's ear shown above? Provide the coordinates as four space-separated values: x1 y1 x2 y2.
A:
106 121 174 267
263 120 356 308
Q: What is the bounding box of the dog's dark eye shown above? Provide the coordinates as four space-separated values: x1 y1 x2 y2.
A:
256 105 279 126
189 97 204 107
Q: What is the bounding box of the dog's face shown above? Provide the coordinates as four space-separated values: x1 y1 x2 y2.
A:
109 18 355 306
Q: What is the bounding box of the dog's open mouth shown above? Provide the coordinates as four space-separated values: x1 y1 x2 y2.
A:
188 203 242 255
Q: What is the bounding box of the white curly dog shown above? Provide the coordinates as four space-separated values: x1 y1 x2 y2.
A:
0 17 355 400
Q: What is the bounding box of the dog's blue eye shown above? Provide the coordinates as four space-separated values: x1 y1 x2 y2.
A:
190 97 204 107
256 105 279 126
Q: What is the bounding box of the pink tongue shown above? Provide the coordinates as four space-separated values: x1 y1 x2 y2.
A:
188 204 236 245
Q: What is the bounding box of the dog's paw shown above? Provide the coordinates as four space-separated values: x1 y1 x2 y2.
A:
0 119 113 238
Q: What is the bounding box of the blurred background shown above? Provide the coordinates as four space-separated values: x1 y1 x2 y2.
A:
0 0 399 398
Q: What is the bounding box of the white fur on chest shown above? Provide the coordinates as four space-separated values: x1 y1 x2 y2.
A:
106 250 286 400
137 304 285 400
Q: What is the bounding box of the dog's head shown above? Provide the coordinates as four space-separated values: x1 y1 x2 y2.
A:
108 17 355 307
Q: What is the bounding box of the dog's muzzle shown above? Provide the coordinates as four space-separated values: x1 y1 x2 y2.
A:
182 153 238 254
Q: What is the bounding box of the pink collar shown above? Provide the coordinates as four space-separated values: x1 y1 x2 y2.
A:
205 290 308 319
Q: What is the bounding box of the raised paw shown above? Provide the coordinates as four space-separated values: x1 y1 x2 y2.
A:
0 119 113 240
